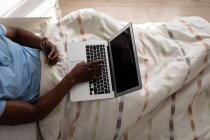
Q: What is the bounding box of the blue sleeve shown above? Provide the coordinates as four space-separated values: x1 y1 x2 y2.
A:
0 24 7 36
0 100 6 117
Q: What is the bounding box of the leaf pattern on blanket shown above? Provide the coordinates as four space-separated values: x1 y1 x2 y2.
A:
205 89 210 110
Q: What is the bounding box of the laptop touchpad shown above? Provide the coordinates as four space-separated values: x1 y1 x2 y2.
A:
68 45 86 61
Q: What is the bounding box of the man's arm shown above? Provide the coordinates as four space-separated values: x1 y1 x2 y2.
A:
5 26 42 50
0 60 103 125
5 26 58 65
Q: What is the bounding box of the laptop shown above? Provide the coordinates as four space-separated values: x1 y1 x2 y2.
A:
67 23 142 102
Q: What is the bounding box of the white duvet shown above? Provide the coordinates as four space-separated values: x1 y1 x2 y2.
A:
39 9 210 140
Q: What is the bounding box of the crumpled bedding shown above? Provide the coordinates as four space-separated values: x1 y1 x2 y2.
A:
39 9 210 140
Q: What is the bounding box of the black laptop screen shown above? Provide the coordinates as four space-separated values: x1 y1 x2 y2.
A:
110 27 139 93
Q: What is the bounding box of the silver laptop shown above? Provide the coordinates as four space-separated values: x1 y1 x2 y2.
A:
67 23 142 102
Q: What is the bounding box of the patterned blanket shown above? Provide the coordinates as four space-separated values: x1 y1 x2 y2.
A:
39 9 210 140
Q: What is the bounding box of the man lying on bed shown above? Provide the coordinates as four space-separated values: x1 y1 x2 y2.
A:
0 24 103 125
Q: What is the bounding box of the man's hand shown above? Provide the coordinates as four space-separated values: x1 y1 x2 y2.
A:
40 37 59 65
67 60 104 85
5 26 58 65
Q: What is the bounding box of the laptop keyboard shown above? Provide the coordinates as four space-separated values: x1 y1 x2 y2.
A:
86 45 111 95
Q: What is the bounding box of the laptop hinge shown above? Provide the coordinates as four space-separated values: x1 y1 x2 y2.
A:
107 43 117 95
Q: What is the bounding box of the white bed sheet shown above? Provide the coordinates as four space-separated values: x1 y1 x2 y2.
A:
38 9 210 140
0 123 38 140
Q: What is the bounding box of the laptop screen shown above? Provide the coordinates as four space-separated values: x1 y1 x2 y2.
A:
109 24 142 95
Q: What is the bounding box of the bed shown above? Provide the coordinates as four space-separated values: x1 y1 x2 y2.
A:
0 5 210 139
38 9 210 140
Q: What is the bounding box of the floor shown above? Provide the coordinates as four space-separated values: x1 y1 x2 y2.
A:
58 0 210 23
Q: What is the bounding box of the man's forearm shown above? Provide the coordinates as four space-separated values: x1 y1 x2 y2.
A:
14 27 42 50
33 74 76 121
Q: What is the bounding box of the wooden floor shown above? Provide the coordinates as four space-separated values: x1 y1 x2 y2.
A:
58 0 210 23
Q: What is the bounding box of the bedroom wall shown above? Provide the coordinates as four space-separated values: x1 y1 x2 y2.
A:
58 0 210 23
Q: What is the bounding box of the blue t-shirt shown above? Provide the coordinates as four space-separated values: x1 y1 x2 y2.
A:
0 25 41 117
